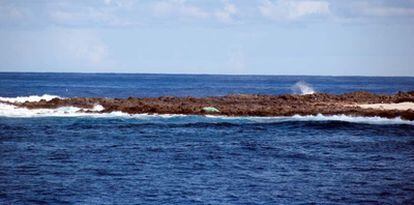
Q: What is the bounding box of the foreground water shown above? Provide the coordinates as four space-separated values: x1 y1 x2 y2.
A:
1 73 414 204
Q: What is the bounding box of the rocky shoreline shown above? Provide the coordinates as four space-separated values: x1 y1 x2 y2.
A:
2 91 414 120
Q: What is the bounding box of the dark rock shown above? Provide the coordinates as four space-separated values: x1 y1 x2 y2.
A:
8 91 414 120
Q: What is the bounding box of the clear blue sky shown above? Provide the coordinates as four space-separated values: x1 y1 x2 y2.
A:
0 0 413 76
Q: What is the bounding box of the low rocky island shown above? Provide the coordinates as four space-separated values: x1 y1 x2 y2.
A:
2 91 414 120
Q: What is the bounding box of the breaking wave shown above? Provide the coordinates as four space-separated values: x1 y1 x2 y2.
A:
0 94 105 118
0 94 62 103
0 104 412 126
0 94 412 125
205 114 413 125
292 81 316 95
0 103 107 118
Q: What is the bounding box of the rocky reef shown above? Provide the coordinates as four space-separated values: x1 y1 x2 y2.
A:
3 91 414 120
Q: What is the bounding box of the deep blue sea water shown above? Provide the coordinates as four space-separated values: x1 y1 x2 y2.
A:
1 73 414 204
1 72 414 98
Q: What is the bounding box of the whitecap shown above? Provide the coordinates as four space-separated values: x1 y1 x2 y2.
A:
292 81 315 95
203 114 413 125
0 102 412 125
0 94 62 103
0 94 412 125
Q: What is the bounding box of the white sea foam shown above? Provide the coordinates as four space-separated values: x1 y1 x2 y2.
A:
205 114 414 125
269 114 412 125
91 104 105 112
0 94 412 125
292 81 315 95
0 94 62 103
0 102 412 125
0 94 106 117
0 102 186 118
0 103 93 118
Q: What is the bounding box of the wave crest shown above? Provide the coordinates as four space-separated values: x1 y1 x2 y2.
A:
0 94 412 125
292 81 315 95
0 103 412 125
0 94 62 103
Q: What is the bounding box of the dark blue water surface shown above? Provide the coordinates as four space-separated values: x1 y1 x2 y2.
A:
1 73 414 204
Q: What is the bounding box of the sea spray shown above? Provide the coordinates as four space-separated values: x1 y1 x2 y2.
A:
292 81 316 95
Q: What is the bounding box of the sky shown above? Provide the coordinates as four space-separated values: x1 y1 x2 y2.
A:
0 0 413 76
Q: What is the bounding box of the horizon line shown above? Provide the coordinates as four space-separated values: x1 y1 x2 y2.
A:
0 70 413 78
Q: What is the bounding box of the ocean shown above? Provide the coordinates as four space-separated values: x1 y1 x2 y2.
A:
1 73 414 204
